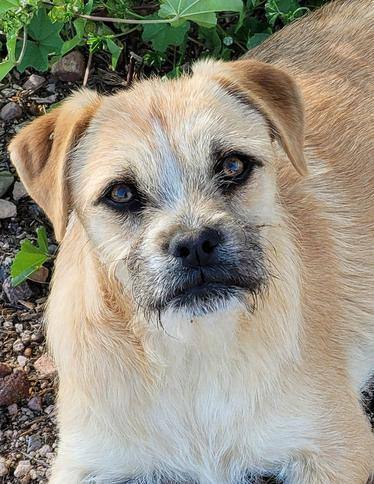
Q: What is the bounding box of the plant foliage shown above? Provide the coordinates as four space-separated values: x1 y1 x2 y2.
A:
0 0 328 81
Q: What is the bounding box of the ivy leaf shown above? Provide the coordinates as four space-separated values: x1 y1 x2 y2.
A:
0 0 19 14
11 227 51 287
159 0 243 28
105 38 123 69
16 8 63 72
142 21 189 53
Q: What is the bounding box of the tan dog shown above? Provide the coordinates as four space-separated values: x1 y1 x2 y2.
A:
9 0 374 482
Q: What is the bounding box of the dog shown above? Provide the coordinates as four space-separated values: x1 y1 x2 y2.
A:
9 0 374 482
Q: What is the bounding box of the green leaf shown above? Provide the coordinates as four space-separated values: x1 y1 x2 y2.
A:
159 0 243 28
247 32 270 49
0 0 19 15
0 60 15 80
105 38 122 70
142 21 189 53
36 226 49 254
11 226 51 286
0 32 17 81
265 0 300 26
16 8 63 72
61 18 86 55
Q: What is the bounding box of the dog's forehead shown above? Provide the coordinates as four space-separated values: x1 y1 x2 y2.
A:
79 75 269 201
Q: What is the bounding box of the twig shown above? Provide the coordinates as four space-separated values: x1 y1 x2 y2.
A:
83 51 93 87
78 13 178 25
15 27 27 66
126 54 136 87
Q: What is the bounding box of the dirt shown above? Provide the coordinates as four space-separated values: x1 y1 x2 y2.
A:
0 63 373 484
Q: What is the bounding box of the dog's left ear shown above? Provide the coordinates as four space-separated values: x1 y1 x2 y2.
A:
194 59 307 176
9 90 101 242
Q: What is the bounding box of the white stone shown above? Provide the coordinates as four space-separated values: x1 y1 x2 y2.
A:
0 199 16 219
14 460 31 478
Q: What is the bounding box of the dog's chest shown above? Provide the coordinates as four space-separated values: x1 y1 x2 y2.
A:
83 323 302 483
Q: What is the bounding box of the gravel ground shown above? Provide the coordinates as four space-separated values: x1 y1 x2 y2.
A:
0 63 373 484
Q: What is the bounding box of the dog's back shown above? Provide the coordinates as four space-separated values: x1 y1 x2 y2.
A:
250 0 374 389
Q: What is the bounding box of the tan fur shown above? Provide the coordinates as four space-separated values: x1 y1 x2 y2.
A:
8 1 374 483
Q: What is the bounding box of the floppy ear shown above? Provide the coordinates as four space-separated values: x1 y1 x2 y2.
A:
195 59 307 176
9 90 101 242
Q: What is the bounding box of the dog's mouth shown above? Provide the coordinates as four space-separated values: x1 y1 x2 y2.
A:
164 278 248 315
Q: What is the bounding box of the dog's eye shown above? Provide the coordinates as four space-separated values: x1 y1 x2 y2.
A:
222 157 245 178
215 153 261 192
102 182 144 213
109 184 133 203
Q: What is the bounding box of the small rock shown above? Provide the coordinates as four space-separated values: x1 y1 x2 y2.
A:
0 88 16 97
0 371 30 406
0 363 12 378
0 171 14 197
46 82 56 93
14 460 31 478
28 266 49 283
13 340 25 353
15 323 23 333
0 199 17 219
34 354 56 378
0 101 22 122
51 51 85 82
38 444 51 456
31 331 44 343
0 456 8 477
24 347 32 357
21 330 31 345
23 74 45 91
2 277 32 304
44 404 54 415
27 395 42 412
27 435 42 452
33 94 57 104
12 181 28 201
17 355 27 367
7 403 18 415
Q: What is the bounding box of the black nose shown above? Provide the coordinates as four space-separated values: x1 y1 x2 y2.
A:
169 228 221 267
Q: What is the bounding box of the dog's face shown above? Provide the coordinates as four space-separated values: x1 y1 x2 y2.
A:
9 59 306 319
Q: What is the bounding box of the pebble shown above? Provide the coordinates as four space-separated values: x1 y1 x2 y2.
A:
17 355 27 367
0 199 17 218
24 347 32 357
34 354 56 378
0 456 8 477
0 363 12 378
23 74 45 91
0 87 16 97
0 370 30 406
7 403 18 415
31 331 44 343
21 330 31 345
12 181 28 201
33 94 57 104
44 404 54 415
38 444 51 456
51 51 85 82
2 277 33 304
13 339 25 353
27 435 42 452
0 171 14 198
0 101 22 122
14 460 31 478
27 395 42 412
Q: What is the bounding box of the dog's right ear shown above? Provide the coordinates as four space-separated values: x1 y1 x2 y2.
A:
9 90 101 242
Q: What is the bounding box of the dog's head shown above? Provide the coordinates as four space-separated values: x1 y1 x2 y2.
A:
9 59 305 318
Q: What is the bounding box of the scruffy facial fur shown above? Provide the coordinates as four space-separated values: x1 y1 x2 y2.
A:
9 0 374 483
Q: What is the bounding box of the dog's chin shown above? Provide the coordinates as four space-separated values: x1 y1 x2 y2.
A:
162 283 248 317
